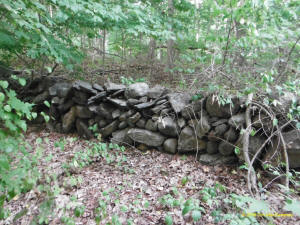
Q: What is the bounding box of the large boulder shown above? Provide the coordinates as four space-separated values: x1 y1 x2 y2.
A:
177 127 206 153
127 128 166 147
125 83 149 99
206 95 240 118
157 117 179 137
263 130 300 168
168 93 191 113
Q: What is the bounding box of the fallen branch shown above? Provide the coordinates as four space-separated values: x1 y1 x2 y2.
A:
243 93 258 196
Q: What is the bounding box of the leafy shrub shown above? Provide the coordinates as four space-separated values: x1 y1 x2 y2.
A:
0 77 38 219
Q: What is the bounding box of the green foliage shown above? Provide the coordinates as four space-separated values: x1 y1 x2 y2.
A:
120 76 146 86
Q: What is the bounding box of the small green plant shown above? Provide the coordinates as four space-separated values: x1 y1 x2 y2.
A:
120 76 145 85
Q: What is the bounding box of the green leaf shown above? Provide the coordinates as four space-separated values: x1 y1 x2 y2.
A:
44 101 50 108
250 129 256 136
165 214 173 225
4 105 11 112
0 92 4 102
234 147 240 155
192 210 201 221
182 205 192 216
273 118 278 127
0 81 9 89
18 78 26 86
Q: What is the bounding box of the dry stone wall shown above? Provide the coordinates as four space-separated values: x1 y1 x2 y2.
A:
24 76 300 167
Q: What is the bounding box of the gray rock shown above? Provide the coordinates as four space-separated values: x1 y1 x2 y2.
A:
235 134 266 161
72 90 89 105
73 80 97 95
49 82 72 98
151 104 168 114
112 109 121 119
88 92 106 105
119 110 135 121
127 128 166 147
96 103 115 120
111 89 125 98
125 83 149 99
128 112 142 125
263 130 300 168
156 99 168 105
229 113 245 129
98 119 108 128
127 98 141 106
163 138 178 154
76 119 93 139
58 99 74 113
100 120 119 138
92 83 104 92
140 96 148 103
168 93 191 113
199 153 236 165
212 119 228 127
177 118 186 129
111 128 132 145
148 85 168 99
224 127 238 142
206 95 240 118
51 97 61 105
145 119 158 132
107 97 128 109
88 119 95 126
252 114 273 133
49 105 60 120
33 90 49 104
181 99 204 119
178 127 206 153
62 106 77 132
218 141 234 156
76 106 93 119
118 121 128 129
206 141 219 154
136 119 146 128
104 82 126 92
134 101 156 110
188 119 198 128
214 123 229 137
195 115 211 138
157 117 179 137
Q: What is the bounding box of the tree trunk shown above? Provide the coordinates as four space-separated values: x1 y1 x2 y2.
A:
167 0 175 78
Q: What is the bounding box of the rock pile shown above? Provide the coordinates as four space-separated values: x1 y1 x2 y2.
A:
24 76 300 168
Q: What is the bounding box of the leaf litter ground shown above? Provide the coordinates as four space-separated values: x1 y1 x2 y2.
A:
2 130 299 225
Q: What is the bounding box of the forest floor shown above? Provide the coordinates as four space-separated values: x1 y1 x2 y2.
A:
2 129 300 225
